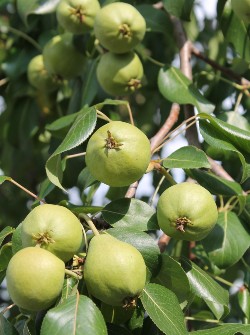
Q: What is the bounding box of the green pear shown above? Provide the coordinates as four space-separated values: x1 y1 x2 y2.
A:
84 234 146 307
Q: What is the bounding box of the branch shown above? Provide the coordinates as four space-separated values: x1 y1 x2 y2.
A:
191 45 250 87
150 103 180 153
170 16 200 147
125 103 181 198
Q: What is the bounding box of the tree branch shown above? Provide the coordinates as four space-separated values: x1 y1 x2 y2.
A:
170 16 200 147
191 45 250 87
125 103 181 198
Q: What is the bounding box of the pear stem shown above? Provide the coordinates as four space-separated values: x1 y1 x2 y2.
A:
65 269 81 280
9 178 46 203
79 213 100 236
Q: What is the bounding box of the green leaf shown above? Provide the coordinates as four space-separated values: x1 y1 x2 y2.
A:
81 58 99 107
186 169 244 196
77 167 98 190
202 212 250 269
181 258 229 319
107 227 161 278
136 5 172 33
102 198 158 231
0 243 13 271
190 324 250 335
45 106 97 190
163 0 195 21
140 283 188 335
11 223 23 254
60 277 79 302
163 146 210 169
199 113 250 182
41 293 107 335
16 0 60 25
158 66 215 114
0 314 19 335
199 113 250 153
221 8 250 62
238 288 250 320
46 112 81 133
0 226 15 247
153 255 191 304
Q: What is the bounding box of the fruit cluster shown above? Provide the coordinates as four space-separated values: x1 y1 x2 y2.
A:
6 204 147 312
27 1 146 96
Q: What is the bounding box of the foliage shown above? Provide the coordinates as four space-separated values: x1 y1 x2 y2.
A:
0 0 250 334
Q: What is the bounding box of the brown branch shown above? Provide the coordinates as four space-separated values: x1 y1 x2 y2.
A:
207 157 234 181
125 103 181 198
150 103 180 153
191 45 250 87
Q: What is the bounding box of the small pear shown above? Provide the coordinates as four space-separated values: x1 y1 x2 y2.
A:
84 234 146 307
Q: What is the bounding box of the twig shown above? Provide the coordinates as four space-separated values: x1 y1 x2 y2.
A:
191 45 250 87
207 157 234 181
125 103 181 198
158 233 171 253
10 179 46 204
150 103 180 153
125 181 139 198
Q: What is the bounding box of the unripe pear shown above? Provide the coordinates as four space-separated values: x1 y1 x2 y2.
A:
6 247 65 312
84 234 146 307
157 182 218 241
21 204 83 262
231 0 250 24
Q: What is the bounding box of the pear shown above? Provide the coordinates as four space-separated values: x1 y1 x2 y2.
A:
84 234 146 307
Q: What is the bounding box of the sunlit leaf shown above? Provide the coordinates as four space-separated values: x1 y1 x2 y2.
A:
163 146 210 169
41 293 107 335
140 283 188 335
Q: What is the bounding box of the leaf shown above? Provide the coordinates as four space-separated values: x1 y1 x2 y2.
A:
158 66 215 114
0 243 13 271
202 212 250 269
199 113 250 153
181 258 229 319
0 226 15 247
11 223 23 254
238 287 250 320
136 5 172 33
16 0 60 25
102 198 158 231
0 314 19 335
187 169 244 196
163 0 195 21
41 293 107 335
190 324 250 335
0 176 11 185
140 283 188 335
81 58 99 106
45 106 97 190
163 146 210 169
46 112 81 133
107 227 161 278
77 167 98 190
199 113 250 182
153 255 191 304
221 7 250 62
60 277 79 302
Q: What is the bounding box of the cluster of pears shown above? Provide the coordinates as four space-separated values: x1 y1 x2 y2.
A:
6 203 147 312
94 2 146 96
27 1 146 97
